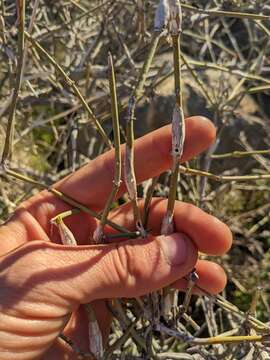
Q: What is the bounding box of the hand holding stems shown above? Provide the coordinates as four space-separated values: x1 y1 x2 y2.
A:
0 117 232 359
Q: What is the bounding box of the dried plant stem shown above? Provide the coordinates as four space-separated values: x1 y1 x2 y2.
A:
180 53 214 106
160 0 185 321
181 3 270 21
93 53 121 243
248 287 262 316
24 32 112 149
212 149 270 159
104 322 137 358
156 353 193 360
178 269 199 318
156 323 270 346
142 176 159 227
59 334 94 359
84 304 103 359
1 167 130 234
113 299 147 351
21 0 40 94
161 2 185 236
179 165 270 182
52 217 103 359
190 281 270 333
1 0 25 165
125 32 163 237
185 58 270 85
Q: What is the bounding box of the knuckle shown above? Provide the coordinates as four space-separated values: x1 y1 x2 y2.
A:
111 243 143 290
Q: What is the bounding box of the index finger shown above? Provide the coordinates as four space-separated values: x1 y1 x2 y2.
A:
56 116 215 208
21 116 215 226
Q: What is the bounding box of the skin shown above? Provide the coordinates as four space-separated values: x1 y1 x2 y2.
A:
0 116 232 359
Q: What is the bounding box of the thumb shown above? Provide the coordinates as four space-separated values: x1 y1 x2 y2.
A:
62 232 197 305
1 233 197 311
0 234 197 359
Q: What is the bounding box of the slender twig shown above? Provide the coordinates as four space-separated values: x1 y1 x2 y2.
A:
93 53 122 243
59 334 94 359
178 269 199 319
158 0 186 322
124 31 164 237
1 0 25 165
142 176 159 227
181 3 270 21
24 32 112 149
179 165 270 182
183 58 270 85
156 323 270 346
180 53 214 106
248 84 270 94
1 167 130 234
212 149 270 159
21 0 40 94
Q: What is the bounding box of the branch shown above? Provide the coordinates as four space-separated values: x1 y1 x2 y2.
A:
1 0 25 165
179 165 270 182
181 3 270 21
93 53 122 243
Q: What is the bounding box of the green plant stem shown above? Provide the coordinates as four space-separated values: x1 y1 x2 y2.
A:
184 58 270 85
1 0 25 164
142 176 159 227
179 165 270 182
93 53 121 243
24 32 112 149
157 323 270 346
125 31 163 237
1 167 130 234
248 84 270 94
181 53 214 106
211 149 270 159
181 3 270 21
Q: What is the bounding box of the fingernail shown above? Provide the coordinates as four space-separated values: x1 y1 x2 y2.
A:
159 233 189 266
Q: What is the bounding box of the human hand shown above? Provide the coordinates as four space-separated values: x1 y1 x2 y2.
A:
0 116 232 359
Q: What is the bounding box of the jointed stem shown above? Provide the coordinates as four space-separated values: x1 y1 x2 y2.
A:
93 53 122 243
125 32 163 237
162 2 185 237
160 0 185 321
